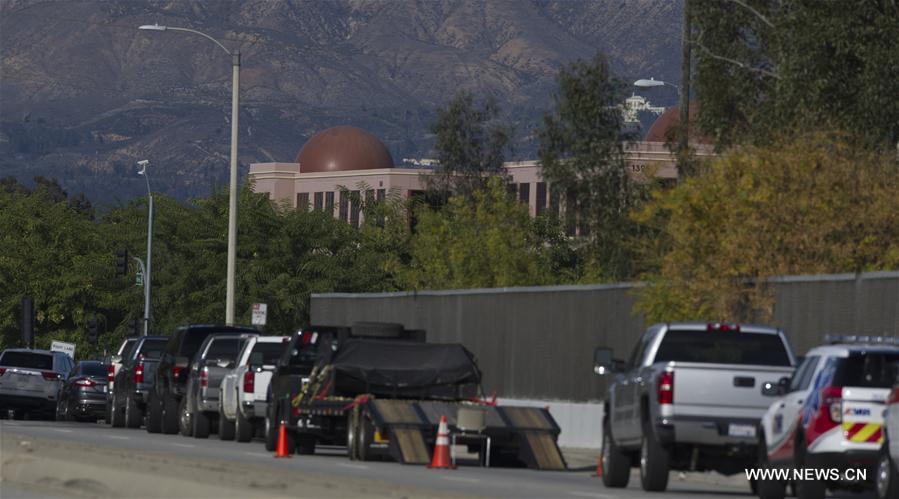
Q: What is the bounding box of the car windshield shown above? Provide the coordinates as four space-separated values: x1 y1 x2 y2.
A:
137 339 167 360
654 330 792 366
206 338 243 361
835 352 899 388
79 363 107 377
252 342 287 365
0 351 54 370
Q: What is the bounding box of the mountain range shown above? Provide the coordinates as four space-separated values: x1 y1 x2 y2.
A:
0 0 682 204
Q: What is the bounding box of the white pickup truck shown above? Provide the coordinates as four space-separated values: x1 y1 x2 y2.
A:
218 336 288 442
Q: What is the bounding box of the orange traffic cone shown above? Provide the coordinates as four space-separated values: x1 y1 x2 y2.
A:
428 415 455 469
595 455 603 477
274 422 292 458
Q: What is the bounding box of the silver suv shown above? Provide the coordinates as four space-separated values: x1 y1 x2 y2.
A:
0 349 74 419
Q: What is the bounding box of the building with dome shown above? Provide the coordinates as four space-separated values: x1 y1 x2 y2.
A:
248 120 714 226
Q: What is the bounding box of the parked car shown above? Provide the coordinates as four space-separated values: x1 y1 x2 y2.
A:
879 362 899 499
145 325 258 435
594 322 797 492
218 335 288 442
758 336 899 499
106 337 138 422
56 360 109 422
109 335 168 428
179 332 257 438
0 349 74 419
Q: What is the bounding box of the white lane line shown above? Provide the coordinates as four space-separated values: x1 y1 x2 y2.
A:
107 435 130 440
337 463 369 470
244 452 271 458
53 429 73 433
569 492 613 499
441 476 480 483
171 443 195 448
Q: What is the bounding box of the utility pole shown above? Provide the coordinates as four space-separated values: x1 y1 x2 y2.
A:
677 0 693 178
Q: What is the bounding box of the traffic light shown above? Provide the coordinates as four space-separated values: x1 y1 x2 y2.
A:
127 318 139 337
87 319 99 344
115 250 128 277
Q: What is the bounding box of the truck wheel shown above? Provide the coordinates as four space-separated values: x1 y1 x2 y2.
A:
601 424 631 488
161 395 180 434
357 417 375 461
125 394 143 429
179 397 193 437
264 408 277 451
110 392 125 428
146 393 162 434
235 406 254 442
639 422 669 492
297 434 316 455
193 410 211 439
877 446 899 499
756 431 785 499
219 404 236 440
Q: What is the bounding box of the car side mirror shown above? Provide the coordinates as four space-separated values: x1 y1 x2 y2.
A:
174 356 190 369
762 376 791 396
593 347 625 375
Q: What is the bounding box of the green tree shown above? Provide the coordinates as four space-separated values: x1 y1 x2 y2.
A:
397 178 554 290
692 0 899 151
425 90 510 200
538 53 646 281
633 132 899 323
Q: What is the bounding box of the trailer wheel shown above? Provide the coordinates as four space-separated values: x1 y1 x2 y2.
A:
357 417 374 462
347 410 360 461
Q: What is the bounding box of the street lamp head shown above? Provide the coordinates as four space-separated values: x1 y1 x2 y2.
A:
137 160 149 175
634 78 665 88
139 24 167 31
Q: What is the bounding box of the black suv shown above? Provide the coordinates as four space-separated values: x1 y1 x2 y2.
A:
146 325 257 434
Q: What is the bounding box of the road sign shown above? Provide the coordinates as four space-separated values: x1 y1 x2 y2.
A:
136 271 143 287
251 303 267 326
51 340 76 359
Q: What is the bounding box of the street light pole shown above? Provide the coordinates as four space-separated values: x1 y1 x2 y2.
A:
139 24 240 325
137 160 153 336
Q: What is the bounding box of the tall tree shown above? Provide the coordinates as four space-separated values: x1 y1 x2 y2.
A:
692 0 899 151
425 91 510 200
538 53 645 281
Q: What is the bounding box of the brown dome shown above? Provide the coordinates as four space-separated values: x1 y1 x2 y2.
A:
644 102 712 144
296 126 394 173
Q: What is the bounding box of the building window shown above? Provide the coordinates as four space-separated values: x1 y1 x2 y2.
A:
536 182 547 216
507 182 518 199
296 193 309 212
550 185 561 219
519 182 530 205
313 192 323 211
339 191 349 222
377 188 386 202
325 191 335 215
350 190 361 228
365 189 374 205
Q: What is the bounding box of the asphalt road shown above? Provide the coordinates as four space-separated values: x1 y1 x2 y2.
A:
0 419 769 498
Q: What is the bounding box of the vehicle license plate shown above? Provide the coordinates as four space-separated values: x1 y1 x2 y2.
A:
728 424 756 438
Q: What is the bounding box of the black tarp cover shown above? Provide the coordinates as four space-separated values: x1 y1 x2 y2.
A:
327 339 482 398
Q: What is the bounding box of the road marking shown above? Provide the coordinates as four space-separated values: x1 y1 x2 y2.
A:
441 476 480 483
569 492 613 499
53 429 73 433
244 452 270 458
337 463 369 470
171 443 195 448
107 435 130 440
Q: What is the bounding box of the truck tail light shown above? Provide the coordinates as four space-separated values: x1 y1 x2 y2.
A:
135 361 144 384
823 386 843 424
74 377 96 387
658 371 674 405
108 364 115 383
200 367 208 389
243 369 255 393
172 366 181 378
41 371 61 381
